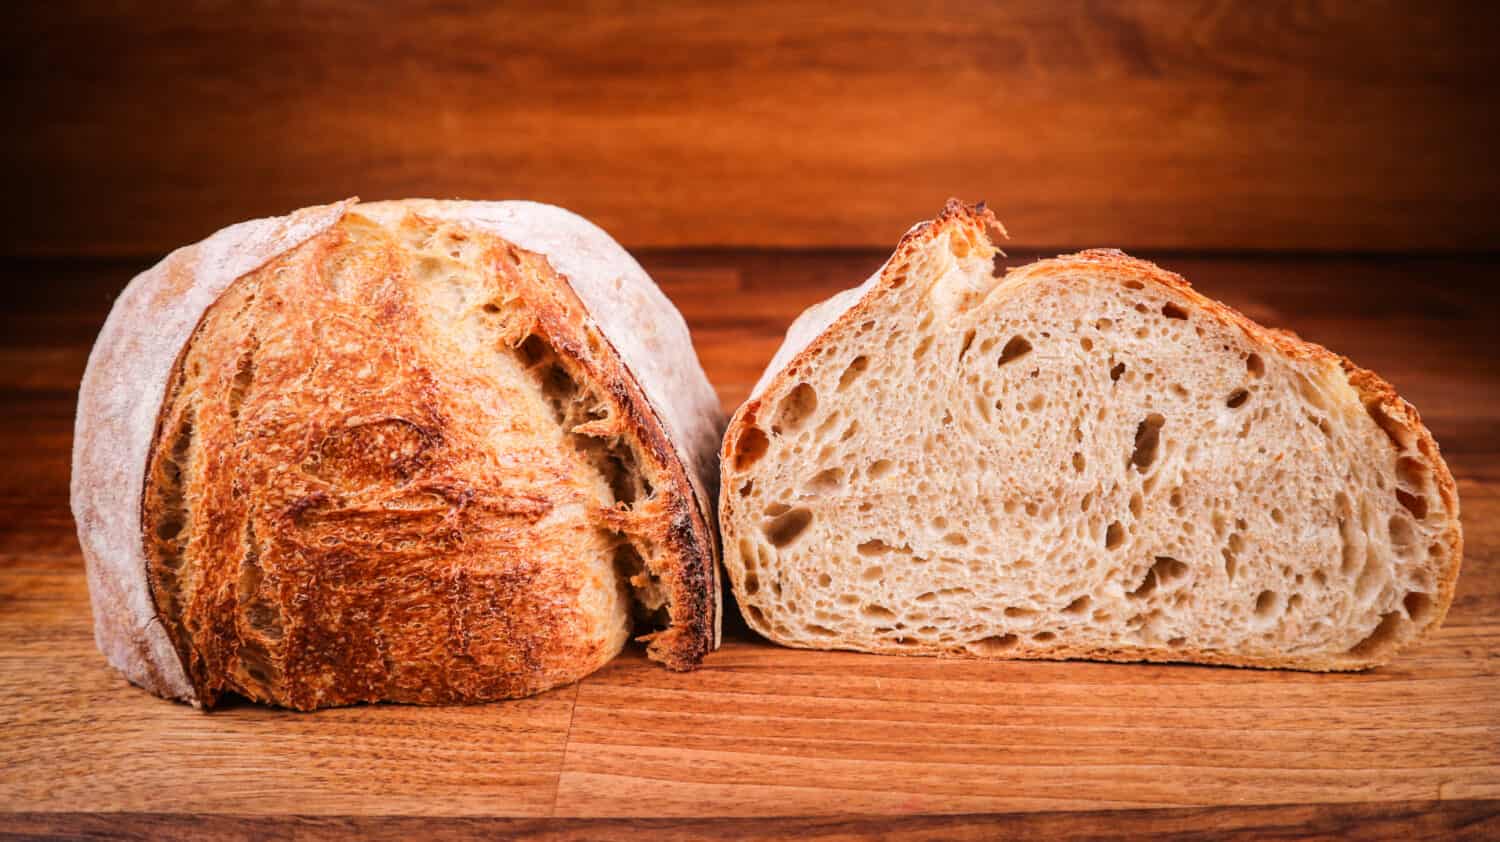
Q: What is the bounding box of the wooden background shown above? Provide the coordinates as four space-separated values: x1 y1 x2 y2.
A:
4 1 1499 257
3 2 1500 838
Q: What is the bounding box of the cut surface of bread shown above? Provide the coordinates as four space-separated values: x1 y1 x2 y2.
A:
720 201 1461 670
74 200 721 709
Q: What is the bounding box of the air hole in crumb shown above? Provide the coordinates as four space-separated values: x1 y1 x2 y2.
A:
837 356 870 391
1129 413 1165 472
857 539 893 556
1123 280 1144 290
958 329 977 361
808 468 843 493
1226 389 1250 409
746 604 769 627
868 459 894 479
1271 507 1284 524
764 507 812 548
1348 612 1404 657
517 333 549 367
1395 489 1428 520
734 427 769 471
1110 362 1126 382
1105 521 1125 550
1033 631 1056 642
1129 556 1186 599
1080 336 1094 352
1004 606 1036 618
1246 353 1265 378
997 337 1033 366
1072 452 1086 473
773 383 818 434
969 634 1018 655
1161 302 1188 320
861 566 885 581
1396 456 1429 490
1153 556 1188 585
1254 590 1280 618
1366 401 1410 450
1063 596 1092 615
1388 515 1416 551
1403 592 1434 624
863 604 897 620
913 336 934 360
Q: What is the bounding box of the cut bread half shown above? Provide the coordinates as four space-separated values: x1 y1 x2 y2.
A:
720 200 1461 670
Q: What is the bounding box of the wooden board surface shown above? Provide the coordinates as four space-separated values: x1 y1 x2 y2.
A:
5 1 1500 257
1 250 1498 837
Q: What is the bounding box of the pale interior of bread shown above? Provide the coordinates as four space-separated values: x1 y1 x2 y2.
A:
726 231 1452 669
145 211 677 705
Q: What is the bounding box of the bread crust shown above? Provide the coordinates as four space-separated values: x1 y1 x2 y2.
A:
74 200 722 707
358 201 724 669
721 200 1461 671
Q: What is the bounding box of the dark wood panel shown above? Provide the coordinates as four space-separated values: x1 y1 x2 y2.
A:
4 2 1499 256
4 801 1499 841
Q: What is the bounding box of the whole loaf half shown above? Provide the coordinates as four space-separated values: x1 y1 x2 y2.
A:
72 199 723 709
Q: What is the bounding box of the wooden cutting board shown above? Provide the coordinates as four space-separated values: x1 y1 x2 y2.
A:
1 251 1496 839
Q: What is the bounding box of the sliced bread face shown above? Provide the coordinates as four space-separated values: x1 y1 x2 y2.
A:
720 201 1461 670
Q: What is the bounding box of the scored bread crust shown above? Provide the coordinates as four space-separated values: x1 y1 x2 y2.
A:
73 199 722 706
720 200 1462 671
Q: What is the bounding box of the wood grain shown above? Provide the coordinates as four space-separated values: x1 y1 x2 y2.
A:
0 251 1497 836
4 801 1499 841
4 2 1500 257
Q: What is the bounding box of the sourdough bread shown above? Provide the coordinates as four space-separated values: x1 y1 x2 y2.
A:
720 200 1461 670
73 199 722 709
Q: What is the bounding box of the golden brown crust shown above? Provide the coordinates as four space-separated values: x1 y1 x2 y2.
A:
721 200 1462 672
140 208 713 709
74 201 355 704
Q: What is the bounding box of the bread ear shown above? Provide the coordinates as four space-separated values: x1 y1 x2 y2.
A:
358 200 725 665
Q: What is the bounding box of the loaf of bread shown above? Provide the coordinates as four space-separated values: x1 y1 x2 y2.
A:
72 199 723 709
720 200 1461 670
